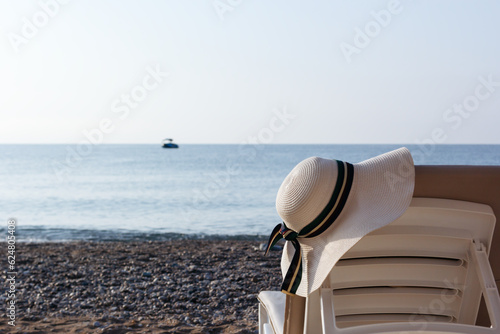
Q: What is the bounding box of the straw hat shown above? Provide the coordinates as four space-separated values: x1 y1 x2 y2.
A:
265 147 415 297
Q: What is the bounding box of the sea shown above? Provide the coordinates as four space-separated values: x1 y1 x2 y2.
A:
1 144 499 242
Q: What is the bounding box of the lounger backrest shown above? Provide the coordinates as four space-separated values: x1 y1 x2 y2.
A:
321 197 496 328
413 165 500 326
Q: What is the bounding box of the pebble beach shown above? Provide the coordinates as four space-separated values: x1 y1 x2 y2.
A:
1 240 283 333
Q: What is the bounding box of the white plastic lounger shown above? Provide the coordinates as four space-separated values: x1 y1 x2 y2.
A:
258 198 500 334
259 291 286 334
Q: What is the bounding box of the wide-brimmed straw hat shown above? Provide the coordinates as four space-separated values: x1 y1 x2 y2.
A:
265 147 415 297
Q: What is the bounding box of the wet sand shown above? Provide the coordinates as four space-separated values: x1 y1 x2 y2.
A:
0 240 282 333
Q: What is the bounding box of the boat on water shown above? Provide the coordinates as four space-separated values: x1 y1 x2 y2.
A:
161 138 179 149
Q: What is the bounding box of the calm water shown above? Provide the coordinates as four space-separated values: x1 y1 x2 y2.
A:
1 144 499 241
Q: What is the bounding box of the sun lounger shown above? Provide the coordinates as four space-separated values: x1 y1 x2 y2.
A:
258 165 500 334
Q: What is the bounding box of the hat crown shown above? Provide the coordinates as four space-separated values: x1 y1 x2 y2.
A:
276 157 338 232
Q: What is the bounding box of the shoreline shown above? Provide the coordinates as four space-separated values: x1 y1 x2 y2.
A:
0 240 283 333
0 228 270 243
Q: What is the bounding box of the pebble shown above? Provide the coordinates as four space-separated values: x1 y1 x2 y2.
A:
6 240 282 333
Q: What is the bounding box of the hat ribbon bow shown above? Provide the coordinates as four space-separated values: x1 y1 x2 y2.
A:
264 160 354 295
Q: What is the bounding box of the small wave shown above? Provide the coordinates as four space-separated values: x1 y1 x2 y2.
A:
0 226 267 243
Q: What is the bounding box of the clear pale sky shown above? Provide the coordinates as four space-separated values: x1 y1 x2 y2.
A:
1 0 499 144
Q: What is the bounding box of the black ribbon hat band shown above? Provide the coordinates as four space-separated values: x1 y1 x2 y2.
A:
265 160 354 295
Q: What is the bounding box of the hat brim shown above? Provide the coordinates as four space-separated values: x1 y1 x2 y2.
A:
281 147 415 296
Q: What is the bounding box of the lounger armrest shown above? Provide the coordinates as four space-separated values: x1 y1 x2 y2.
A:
258 291 286 334
471 241 500 330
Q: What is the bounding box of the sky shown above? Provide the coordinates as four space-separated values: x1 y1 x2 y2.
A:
0 0 499 144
